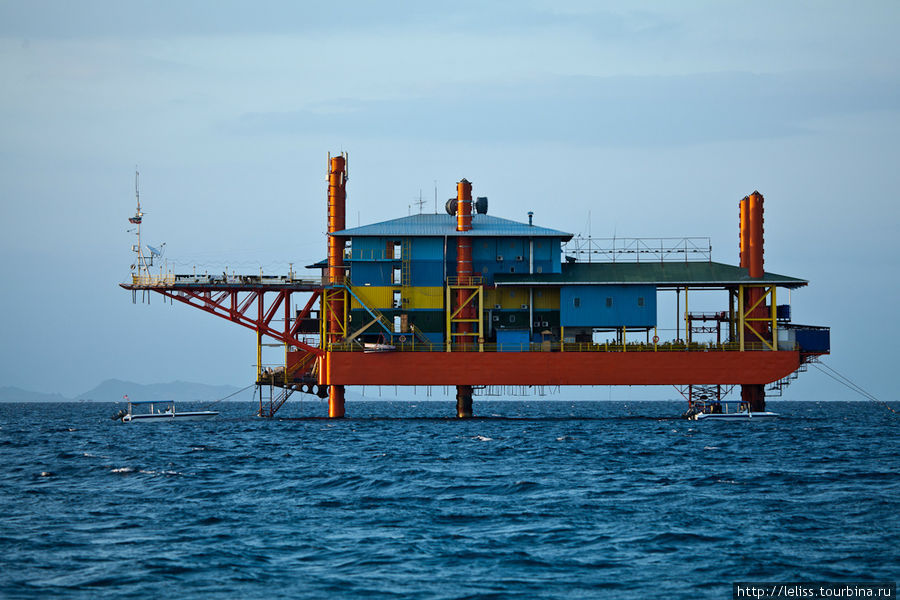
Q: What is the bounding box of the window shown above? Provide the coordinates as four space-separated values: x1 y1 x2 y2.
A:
606 297 613 308
392 267 402 285
392 290 402 309
393 241 402 260
574 297 581 308
638 297 645 307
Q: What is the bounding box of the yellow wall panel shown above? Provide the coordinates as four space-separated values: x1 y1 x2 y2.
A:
405 286 445 309
498 287 526 309
349 286 445 310
350 286 395 310
483 288 498 306
486 287 560 309
533 288 560 309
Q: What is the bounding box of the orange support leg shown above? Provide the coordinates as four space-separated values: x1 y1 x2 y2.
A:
456 385 473 418
741 383 765 412
329 384 345 418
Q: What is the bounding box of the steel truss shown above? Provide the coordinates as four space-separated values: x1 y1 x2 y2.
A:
156 287 323 356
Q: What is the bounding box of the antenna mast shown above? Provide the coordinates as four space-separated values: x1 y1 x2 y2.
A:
129 168 149 278
415 189 426 214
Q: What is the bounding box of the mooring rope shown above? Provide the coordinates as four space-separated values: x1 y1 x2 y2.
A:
200 382 257 410
813 362 897 415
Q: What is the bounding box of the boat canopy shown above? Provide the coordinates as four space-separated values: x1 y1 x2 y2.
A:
127 399 174 404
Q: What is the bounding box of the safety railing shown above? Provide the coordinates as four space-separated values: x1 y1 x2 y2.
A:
325 340 786 353
128 273 325 288
346 249 391 261
447 276 484 286
130 274 176 287
563 236 712 263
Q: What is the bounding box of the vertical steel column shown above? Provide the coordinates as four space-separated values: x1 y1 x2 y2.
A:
327 154 348 418
455 179 474 417
739 191 767 412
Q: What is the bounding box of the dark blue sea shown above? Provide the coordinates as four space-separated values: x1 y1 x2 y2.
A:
1 400 897 599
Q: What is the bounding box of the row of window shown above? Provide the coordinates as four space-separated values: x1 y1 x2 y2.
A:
573 297 645 308
389 264 544 283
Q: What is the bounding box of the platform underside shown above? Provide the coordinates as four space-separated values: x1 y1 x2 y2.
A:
321 351 801 387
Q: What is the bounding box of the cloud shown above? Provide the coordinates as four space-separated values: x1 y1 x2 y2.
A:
0 1 667 40
229 71 900 147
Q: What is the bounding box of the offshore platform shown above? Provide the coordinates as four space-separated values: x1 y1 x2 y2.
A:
122 154 830 418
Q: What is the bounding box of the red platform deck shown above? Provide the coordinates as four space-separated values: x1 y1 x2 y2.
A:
320 350 801 387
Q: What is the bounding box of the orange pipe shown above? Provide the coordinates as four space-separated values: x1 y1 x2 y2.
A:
739 195 750 269
747 191 764 278
326 154 348 418
327 155 348 343
739 192 769 403
455 179 474 349
327 155 347 286
456 178 472 233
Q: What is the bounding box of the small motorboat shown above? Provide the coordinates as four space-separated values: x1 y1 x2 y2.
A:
118 399 218 423
694 411 778 421
684 399 778 421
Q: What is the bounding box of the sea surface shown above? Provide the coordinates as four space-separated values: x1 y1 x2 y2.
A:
0 400 897 599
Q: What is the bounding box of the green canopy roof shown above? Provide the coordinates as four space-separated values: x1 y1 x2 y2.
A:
494 261 807 289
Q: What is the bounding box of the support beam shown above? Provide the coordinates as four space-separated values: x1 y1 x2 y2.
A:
344 316 382 344
158 288 321 356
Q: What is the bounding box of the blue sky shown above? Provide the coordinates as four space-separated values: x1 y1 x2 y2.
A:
1 1 898 402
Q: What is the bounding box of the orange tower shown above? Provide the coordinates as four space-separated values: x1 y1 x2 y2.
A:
327 154 348 417
739 191 767 412
455 178 474 417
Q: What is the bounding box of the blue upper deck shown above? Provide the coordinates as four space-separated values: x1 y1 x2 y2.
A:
334 214 572 286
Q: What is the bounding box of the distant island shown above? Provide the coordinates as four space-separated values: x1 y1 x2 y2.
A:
0 379 244 403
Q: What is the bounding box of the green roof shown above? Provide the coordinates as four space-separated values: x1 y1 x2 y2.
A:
494 261 808 289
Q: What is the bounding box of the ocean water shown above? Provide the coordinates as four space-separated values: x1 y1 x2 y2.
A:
0 400 897 599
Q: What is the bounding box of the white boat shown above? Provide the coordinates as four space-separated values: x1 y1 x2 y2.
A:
685 400 778 421
118 399 218 423
694 411 779 421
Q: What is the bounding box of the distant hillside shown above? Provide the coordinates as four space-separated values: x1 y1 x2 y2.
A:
75 379 243 403
0 386 72 403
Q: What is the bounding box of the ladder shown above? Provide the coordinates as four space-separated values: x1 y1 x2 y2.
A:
401 238 411 288
257 385 295 418
766 363 809 397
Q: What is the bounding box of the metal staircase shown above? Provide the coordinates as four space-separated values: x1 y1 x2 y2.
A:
339 285 397 339
257 385 296 418
766 361 812 397
408 322 432 345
